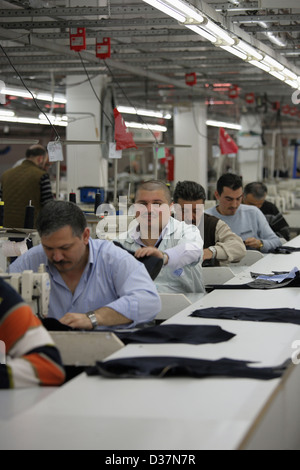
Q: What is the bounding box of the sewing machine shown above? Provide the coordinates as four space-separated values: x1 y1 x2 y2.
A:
0 266 124 366
0 265 50 319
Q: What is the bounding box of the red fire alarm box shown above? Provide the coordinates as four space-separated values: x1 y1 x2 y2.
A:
96 37 111 59
185 72 197 87
69 28 86 52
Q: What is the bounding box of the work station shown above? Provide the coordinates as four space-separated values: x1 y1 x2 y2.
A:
1 0 300 452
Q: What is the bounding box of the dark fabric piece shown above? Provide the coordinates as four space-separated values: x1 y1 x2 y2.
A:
116 324 235 345
270 246 300 254
206 270 300 290
113 241 163 280
42 318 74 331
203 213 220 267
190 306 300 325
87 356 288 380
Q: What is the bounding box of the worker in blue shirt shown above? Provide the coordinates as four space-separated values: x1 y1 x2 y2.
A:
206 174 282 253
9 200 161 330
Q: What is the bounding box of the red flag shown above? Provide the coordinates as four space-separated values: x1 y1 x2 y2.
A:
113 108 137 151
219 127 239 155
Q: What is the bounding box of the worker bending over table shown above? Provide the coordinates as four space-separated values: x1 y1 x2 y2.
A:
9 200 161 330
116 180 205 294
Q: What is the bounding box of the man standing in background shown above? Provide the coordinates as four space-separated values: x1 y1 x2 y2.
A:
0 144 53 228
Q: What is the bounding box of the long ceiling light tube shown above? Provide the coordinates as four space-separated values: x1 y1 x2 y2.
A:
0 115 68 126
117 106 172 119
206 120 242 130
143 0 300 90
0 86 67 104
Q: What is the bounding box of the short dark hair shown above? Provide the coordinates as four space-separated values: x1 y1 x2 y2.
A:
136 180 172 204
244 182 267 199
25 144 47 159
217 174 243 195
36 200 87 237
173 181 206 203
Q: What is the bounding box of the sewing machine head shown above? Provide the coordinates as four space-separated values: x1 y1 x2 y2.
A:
0 264 50 319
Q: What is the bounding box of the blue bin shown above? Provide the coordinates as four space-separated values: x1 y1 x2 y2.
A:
78 187 105 204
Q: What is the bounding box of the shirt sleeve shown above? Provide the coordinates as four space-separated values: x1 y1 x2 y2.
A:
40 173 54 206
214 219 247 262
164 223 203 271
256 208 283 252
0 280 65 389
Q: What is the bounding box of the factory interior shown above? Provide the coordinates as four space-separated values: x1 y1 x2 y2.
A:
1 0 300 452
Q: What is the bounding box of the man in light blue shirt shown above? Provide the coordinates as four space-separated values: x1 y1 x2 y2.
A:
9 200 161 329
205 174 282 253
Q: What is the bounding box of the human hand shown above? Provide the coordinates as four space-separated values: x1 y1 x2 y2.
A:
60 313 93 330
244 238 262 250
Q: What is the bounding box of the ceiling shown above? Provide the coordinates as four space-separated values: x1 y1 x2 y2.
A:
1 0 300 135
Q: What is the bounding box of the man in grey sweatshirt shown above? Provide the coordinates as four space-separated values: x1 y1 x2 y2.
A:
205 174 282 253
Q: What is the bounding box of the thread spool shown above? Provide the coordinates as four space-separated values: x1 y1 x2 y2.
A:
94 192 102 214
0 201 4 228
69 191 76 204
24 201 35 229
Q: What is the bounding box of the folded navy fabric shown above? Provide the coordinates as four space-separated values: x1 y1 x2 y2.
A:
116 324 235 345
87 356 288 380
190 306 300 325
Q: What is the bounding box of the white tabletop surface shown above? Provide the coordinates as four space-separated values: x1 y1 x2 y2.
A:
1 236 300 450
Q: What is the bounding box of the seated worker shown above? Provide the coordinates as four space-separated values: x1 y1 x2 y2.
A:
173 181 246 266
205 174 282 253
0 277 65 389
9 200 161 330
116 180 205 293
243 182 290 241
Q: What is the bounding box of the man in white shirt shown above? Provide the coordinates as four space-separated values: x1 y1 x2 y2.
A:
116 180 205 293
205 174 282 253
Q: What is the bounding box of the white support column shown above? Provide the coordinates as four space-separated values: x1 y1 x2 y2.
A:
66 75 108 201
237 114 263 184
173 103 207 191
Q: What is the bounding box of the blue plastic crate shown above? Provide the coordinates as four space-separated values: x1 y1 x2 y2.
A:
78 187 105 204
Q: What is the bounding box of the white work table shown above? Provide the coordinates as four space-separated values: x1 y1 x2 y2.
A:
1 237 300 450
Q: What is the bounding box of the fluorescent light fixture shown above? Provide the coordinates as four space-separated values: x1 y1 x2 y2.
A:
220 45 247 60
117 106 172 119
143 0 186 22
186 24 217 43
144 0 204 23
283 68 298 81
248 60 270 72
0 115 68 126
36 93 67 104
0 109 15 117
285 80 299 89
261 55 285 71
203 20 235 46
125 121 167 132
206 120 242 130
269 71 286 81
0 86 67 104
235 41 263 61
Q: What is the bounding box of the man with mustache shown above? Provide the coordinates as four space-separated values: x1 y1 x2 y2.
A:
9 200 161 330
116 180 205 294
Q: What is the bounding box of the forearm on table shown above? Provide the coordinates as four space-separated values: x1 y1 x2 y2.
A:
94 306 133 326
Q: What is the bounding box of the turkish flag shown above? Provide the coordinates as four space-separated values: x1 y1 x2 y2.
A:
219 127 239 155
113 108 137 151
